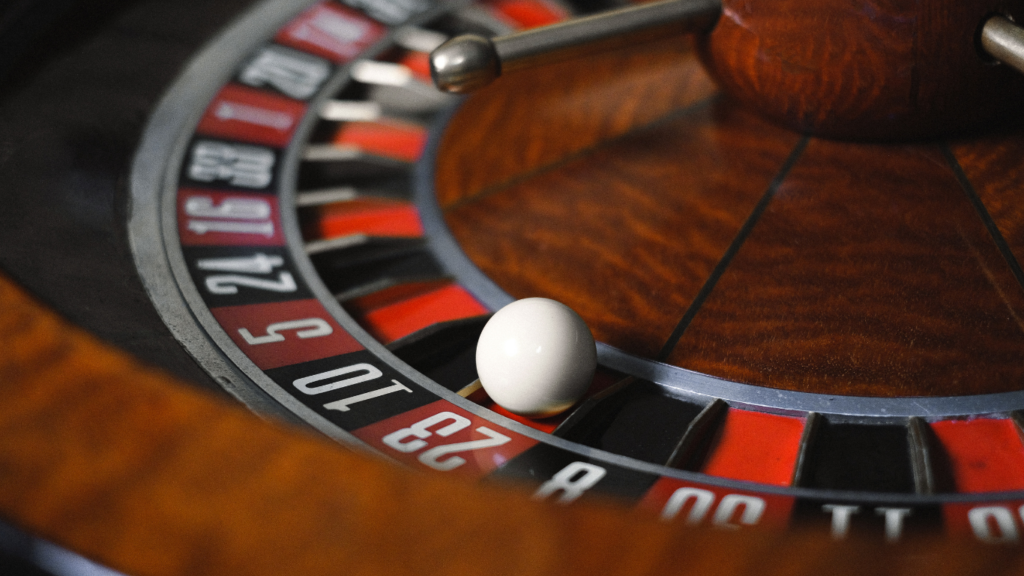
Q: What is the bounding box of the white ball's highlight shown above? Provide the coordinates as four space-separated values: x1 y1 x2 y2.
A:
476 298 597 417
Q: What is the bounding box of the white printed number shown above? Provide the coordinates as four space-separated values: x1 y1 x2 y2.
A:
382 412 511 471
185 195 274 237
238 318 333 345
188 141 275 189
533 462 607 504
342 0 429 25
239 46 330 100
969 505 1024 544
197 253 296 295
293 363 413 413
660 487 766 529
292 10 373 47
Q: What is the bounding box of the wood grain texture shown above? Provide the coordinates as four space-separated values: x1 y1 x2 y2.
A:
697 0 1024 140
666 139 1024 397
0 273 739 575
434 34 717 208
444 100 800 357
950 131 1024 268
3 272 1024 575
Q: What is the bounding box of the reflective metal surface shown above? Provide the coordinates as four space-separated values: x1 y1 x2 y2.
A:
430 0 720 92
982 15 1024 74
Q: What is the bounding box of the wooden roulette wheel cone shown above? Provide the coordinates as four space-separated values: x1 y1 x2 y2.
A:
5 0 1024 573
698 0 1024 140
432 0 1024 509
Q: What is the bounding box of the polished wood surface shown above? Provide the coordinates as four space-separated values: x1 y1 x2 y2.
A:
698 0 1024 139
439 46 1024 398
435 34 717 207
951 132 1024 267
444 99 799 358
3 272 1024 575
666 139 1024 397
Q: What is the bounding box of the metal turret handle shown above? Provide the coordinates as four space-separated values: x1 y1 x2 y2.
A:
429 0 721 93
981 15 1024 74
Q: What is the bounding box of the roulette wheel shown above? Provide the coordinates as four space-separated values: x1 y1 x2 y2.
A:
5 0 1024 573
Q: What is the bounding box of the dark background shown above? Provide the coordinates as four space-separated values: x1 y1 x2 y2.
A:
0 1 262 573
0 0 255 390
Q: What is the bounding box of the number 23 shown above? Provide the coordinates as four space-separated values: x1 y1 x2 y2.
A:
382 412 511 471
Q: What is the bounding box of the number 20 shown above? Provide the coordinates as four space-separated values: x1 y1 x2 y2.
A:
382 412 511 471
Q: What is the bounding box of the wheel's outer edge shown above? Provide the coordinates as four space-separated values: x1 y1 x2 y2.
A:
0 271 1020 576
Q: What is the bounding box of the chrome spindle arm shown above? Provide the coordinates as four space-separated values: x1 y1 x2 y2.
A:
981 15 1024 75
429 0 721 93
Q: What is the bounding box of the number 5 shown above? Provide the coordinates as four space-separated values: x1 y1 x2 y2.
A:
238 318 333 345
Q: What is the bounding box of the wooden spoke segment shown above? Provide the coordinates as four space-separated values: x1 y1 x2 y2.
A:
668 138 1024 397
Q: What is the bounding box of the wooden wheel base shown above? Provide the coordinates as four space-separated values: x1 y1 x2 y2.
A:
0 271 1022 576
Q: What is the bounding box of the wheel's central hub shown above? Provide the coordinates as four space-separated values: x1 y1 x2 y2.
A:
699 0 1024 139
433 0 1024 140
